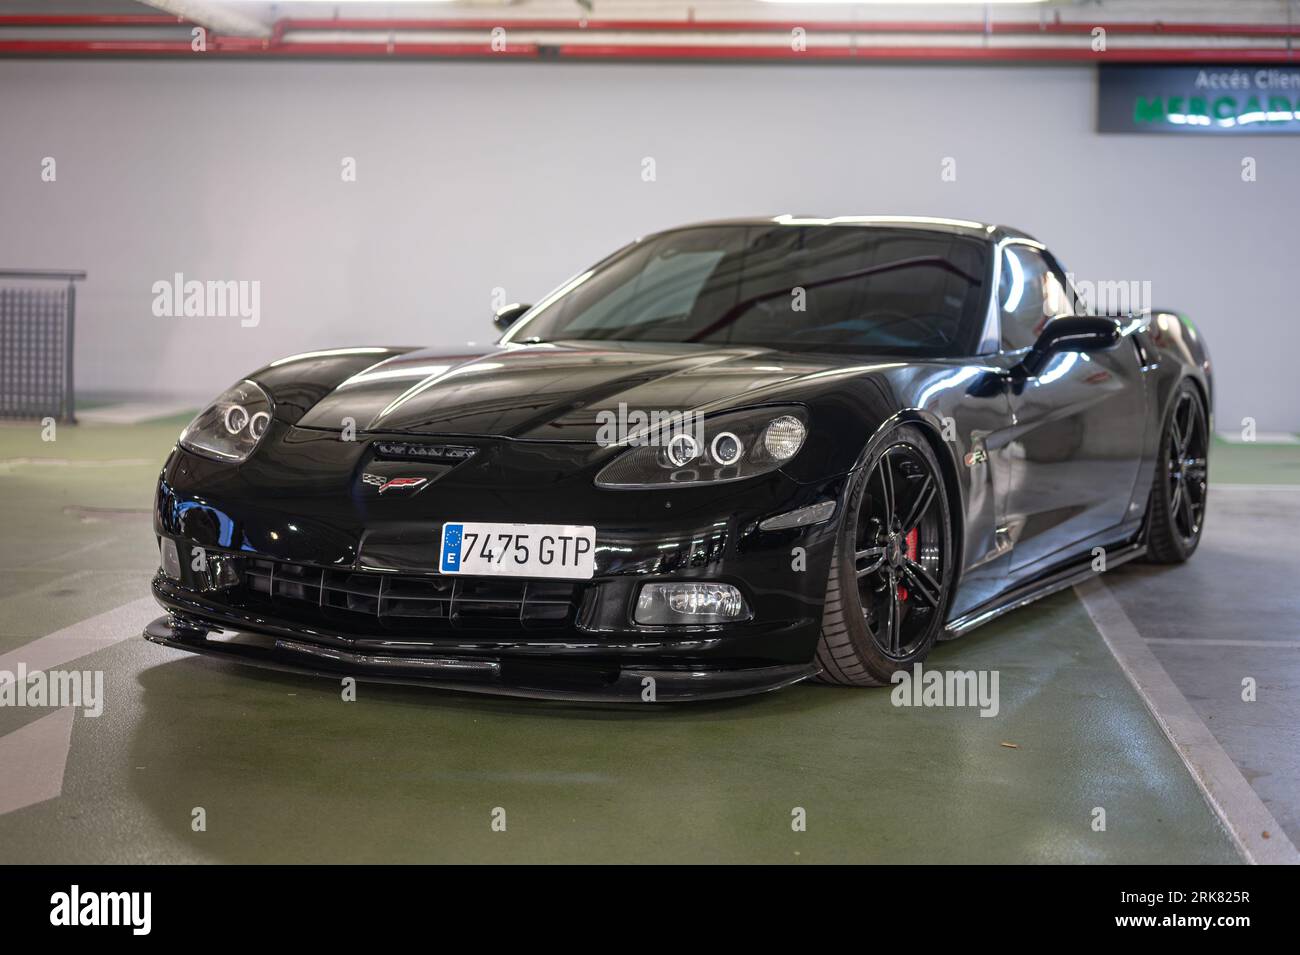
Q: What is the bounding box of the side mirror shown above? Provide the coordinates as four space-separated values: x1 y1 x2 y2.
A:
493 303 531 333
1017 316 1121 379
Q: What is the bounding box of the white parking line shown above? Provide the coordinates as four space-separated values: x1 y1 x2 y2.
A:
0 707 75 816
0 596 158 818
1212 483 1300 493
76 401 196 425
0 596 157 680
1215 431 1298 444
0 457 152 473
1143 638 1300 649
1075 577 1299 865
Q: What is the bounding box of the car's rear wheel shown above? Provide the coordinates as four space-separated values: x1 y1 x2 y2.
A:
815 424 955 686
1145 380 1209 563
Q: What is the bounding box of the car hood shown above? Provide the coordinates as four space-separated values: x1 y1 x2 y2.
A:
292 341 857 442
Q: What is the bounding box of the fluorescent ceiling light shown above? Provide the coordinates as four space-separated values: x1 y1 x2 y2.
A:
758 1 1047 5
222 1 456 4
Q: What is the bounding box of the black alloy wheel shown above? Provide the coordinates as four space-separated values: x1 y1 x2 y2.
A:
816 424 954 686
1146 381 1209 563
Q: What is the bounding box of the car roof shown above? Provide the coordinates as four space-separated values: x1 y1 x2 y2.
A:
649 215 1038 244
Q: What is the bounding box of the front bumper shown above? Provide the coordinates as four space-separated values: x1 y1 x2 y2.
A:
148 433 847 701
148 561 824 700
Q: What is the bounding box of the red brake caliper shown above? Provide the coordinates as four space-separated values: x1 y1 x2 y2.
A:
897 527 919 601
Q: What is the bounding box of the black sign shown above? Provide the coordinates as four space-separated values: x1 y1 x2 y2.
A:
1099 64 1300 134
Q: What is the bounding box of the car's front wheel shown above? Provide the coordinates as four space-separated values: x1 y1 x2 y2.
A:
815 424 955 686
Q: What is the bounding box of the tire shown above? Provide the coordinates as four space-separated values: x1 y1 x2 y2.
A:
815 424 956 686
1145 380 1209 564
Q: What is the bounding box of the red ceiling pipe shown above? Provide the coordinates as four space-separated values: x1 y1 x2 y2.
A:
0 39 538 57
555 44 1300 63
0 15 186 27
0 40 197 54
992 21 1300 37
4 15 1299 40
0 39 1294 63
277 17 1300 39
270 42 539 58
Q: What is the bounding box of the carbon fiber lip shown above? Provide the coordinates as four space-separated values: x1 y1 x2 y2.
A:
271 637 501 674
143 613 816 703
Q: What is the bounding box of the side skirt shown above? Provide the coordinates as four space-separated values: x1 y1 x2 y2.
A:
941 541 1146 640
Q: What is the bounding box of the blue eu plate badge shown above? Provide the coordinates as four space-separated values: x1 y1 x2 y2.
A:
440 523 464 574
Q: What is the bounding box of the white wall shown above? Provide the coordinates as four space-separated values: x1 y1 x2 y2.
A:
0 59 1296 429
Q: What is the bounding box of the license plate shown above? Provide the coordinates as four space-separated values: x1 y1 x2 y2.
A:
439 522 596 579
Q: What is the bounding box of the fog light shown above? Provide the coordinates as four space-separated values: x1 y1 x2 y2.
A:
762 415 806 461
635 582 750 625
160 538 181 579
206 553 242 590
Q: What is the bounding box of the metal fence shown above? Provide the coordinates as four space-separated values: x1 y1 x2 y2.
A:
0 269 84 423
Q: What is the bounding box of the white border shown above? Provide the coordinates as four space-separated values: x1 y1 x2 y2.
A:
1075 577 1300 865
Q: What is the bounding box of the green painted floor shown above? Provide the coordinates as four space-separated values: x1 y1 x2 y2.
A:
1208 434 1300 486
1 418 1290 863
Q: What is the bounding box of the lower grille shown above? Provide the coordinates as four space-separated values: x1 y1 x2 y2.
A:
244 559 581 633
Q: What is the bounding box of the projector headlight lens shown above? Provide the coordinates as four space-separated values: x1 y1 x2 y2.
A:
248 410 271 440
710 432 743 466
180 380 274 463
223 404 250 436
595 406 807 488
634 582 751 625
665 432 699 468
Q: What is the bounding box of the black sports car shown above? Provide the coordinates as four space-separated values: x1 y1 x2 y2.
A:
146 216 1212 701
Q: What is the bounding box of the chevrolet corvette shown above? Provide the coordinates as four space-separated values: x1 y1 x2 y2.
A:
145 216 1212 701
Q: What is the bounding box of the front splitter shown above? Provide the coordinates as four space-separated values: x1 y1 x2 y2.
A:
143 615 817 703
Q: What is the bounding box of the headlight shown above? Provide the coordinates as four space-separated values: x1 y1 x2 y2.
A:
179 380 273 463
595 407 807 489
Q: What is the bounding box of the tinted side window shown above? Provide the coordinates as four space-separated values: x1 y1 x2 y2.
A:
998 246 1073 350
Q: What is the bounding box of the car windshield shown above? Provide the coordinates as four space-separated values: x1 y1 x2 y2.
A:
506 224 991 357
